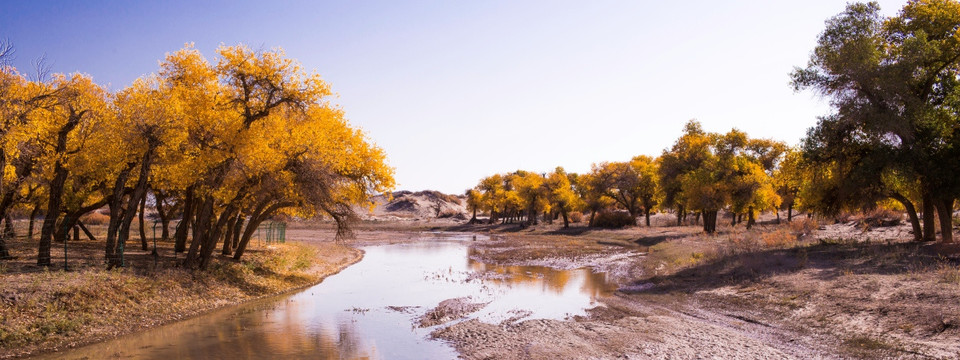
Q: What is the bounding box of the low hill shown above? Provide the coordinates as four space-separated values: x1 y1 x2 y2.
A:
357 190 468 221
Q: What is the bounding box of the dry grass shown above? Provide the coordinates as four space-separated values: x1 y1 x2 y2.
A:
0 241 360 358
78 212 110 226
787 217 818 236
623 222 960 358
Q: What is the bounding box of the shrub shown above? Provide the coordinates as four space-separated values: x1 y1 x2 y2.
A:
80 212 110 225
438 210 466 220
568 211 583 223
592 211 635 229
727 233 763 254
761 229 798 248
861 208 902 228
788 217 818 236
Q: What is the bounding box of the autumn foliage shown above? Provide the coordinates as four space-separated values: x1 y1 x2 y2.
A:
468 120 787 234
469 1 960 241
0 43 394 269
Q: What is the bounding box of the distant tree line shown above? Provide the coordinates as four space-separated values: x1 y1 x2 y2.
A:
467 120 790 234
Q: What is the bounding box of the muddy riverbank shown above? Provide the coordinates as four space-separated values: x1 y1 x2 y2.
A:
419 219 960 359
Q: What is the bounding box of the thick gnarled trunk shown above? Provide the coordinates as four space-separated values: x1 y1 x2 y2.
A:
702 210 718 234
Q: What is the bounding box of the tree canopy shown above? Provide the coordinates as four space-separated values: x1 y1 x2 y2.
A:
0 43 394 268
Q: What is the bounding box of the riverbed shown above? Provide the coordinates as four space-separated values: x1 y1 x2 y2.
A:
37 233 614 359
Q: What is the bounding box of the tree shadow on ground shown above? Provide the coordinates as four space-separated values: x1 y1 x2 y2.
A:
632 233 690 247
441 223 528 233
545 226 593 236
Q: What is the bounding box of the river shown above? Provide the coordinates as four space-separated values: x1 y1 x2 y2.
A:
38 234 614 359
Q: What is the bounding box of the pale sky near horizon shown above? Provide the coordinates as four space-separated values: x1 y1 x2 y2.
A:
0 1 909 194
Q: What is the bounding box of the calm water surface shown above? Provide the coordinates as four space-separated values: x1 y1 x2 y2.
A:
40 234 614 359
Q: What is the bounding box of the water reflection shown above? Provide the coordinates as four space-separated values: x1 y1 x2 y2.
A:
34 294 378 360
38 236 613 360
466 256 615 298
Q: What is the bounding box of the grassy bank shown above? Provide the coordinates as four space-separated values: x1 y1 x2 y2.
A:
0 240 361 358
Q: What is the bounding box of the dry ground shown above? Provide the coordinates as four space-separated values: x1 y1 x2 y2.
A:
417 214 960 359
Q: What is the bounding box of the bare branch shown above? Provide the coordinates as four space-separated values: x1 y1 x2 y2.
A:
0 38 15 72
31 53 52 82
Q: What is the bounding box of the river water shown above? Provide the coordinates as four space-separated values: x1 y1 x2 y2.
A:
39 234 614 359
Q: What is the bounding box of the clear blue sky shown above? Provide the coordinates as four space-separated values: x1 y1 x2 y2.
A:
0 0 908 194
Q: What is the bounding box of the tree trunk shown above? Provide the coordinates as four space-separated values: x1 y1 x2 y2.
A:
113 206 138 268
197 199 245 269
222 214 237 256
0 152 36 259
234 203 269 260
231 215 244 250
746 206 755 229
77 221 96 241
936 197 953 243
154 190 179 242
174 188 195 252
54 214 78 245
184 197 214 268
0 213 14 259
233 201 293 261
787 205 793 222
890 192 922 242
38 164 70 267
922 192 936 242
27 205 39 239
703 210 718 234
234 216 263 261
160 218 170 241
105 166 133 264
2 214 14 239
139 195 148 251
645 207 651 227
